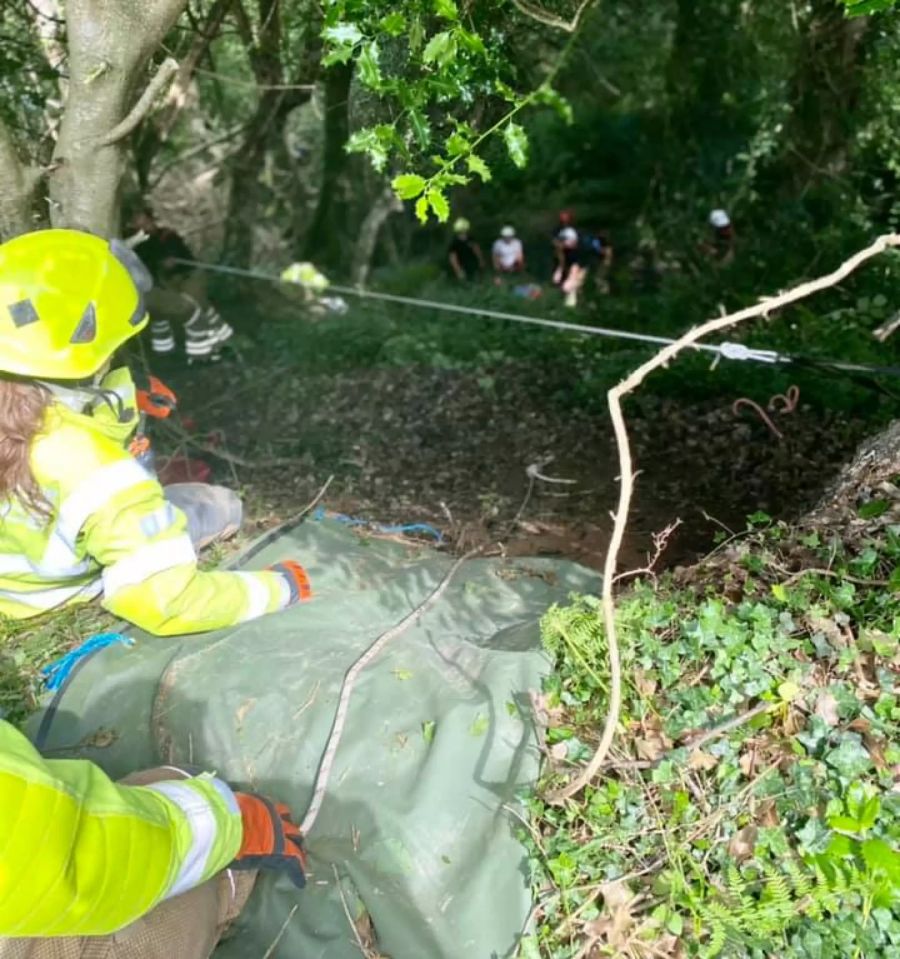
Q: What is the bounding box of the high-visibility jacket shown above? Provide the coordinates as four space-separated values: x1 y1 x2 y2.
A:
0 719 242 936
0 367 288 635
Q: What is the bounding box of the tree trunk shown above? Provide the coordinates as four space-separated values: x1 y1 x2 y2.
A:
301 62 353 271
782 1 870 186
49 0 187 237
0 119 40 239
133 0 234 192
222 0 317 264
351 184 402 286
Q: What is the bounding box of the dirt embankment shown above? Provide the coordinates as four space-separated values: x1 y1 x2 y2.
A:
162 357 872 572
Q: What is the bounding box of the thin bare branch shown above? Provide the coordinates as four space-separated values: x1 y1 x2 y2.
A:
511 0 597 32
546 232 900 803
100 57 179 145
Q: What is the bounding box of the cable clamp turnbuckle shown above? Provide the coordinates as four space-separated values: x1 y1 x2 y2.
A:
717 341 781 364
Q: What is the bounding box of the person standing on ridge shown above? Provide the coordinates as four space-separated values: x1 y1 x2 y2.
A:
448 218 485 281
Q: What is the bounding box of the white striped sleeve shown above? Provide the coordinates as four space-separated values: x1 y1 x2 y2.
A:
235 572 274 621
147 779 239 898
57 459 154 548
102 535 196 598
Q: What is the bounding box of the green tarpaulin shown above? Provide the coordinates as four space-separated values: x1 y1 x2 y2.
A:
31 516 594 958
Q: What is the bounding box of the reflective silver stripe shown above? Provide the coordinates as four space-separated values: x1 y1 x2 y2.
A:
57 459 152 548
0 549 93 580
147 781 225 898
237 572 271 620
102 534 196 598
0 579 102 610
0 523 93 579
140 503 178 539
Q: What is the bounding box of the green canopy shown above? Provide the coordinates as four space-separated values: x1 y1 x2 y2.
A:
31 516 594 958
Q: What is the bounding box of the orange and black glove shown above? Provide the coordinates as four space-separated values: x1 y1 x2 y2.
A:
231 793 307 888
268 560 313 606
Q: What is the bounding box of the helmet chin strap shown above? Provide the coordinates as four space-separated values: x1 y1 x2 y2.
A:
37 367 130 423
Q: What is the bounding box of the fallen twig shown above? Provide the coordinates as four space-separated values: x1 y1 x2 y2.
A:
682 701 772 753
301 548 479 834
546 232 900 803
612 518 683 585
333 864 382 958
261 903 299 959
781 566 889 589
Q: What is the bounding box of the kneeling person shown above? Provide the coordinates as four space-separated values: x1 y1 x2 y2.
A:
0 229 309 636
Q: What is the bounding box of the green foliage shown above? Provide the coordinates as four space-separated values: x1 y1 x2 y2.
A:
320 0 573 218
522 524 900 957
842 0 899 16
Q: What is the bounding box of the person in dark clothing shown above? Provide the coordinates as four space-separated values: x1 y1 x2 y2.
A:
448 218 485 281
128 208 233 362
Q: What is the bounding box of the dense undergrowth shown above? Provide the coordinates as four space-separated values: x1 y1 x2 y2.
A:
521 515 900 958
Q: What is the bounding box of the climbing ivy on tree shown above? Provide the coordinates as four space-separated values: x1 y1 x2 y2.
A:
320 0 575 221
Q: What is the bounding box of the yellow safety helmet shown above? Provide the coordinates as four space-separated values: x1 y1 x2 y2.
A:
0 228 152 380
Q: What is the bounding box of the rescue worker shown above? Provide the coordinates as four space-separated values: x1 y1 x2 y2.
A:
448 218 485 281
127 208 233 363
704 208 736 265
553 226 589 307
0 743 306 958
491 225 525 283
551 209 575 274
0 229 311 635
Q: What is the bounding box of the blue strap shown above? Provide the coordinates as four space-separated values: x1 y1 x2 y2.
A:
312 506 443 543
41 633 134 692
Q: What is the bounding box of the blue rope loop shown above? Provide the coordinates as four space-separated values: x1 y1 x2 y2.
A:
313 506 443 543
41 633 135 692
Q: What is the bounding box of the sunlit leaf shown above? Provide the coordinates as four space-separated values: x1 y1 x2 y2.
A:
415 195 429 223
323 45 355 67
457 29 486 55
503 121 528 168
434 0 459 20
423 30 458 68
323 22 363 46
392 173 427 200
409 110 431 148
357 41 382 89
467 154 492 181
427 188 450 222
445 131 470 156
379 11 407 35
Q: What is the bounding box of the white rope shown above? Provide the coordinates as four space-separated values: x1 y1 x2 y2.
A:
174 257 900 378
173 258 785 365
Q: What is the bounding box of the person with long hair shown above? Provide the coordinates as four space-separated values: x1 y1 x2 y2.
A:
0 229 311 956
0 229 310 633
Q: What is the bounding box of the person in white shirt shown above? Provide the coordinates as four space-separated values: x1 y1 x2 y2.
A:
492 225 525 282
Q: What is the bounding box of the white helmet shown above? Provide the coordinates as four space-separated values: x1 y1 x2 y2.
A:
500 225 516 239
709 209 731 228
